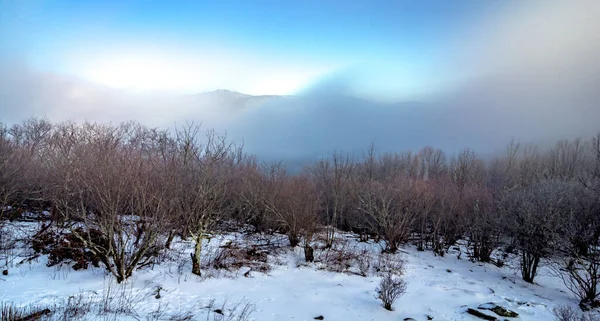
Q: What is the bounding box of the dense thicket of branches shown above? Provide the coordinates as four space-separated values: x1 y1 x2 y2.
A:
0 118 599 306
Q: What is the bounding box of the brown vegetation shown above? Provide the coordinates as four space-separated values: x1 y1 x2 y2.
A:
0 118 598 308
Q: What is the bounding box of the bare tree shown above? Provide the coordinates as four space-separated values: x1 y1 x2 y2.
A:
430 180 462 256
44 122 170 282
554 182 600 310
450 148 485 198
412 180 437 252
169 125 237 276
0 123 22 218
546 139 586 181
418 146 447 181
233 158 276 233
463 186 499 263
266 174 320 259
498 180 573 283
310 151 355 247
581 133 600 192
359 176 416 253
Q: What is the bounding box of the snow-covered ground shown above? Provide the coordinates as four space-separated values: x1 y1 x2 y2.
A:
0 221 584 320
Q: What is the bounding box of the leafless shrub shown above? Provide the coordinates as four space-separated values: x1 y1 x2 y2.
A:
356 249 373 277
0 224 20 269
375 271 407 311
233 158 277 234
203 298 255 321
145 302 168 321
309 151 356 248
59 292 94 320
374 253 406 276
204 242 271 275
358 176 415 253
463 187 499 263
498 180 576 283
42 122 170 283
553 305 600 321
162 124 239 277
98 275 147 318
318 244 355 273
555 252 600 310
265 173 320 261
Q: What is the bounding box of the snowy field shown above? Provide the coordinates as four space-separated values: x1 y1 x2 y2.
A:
0 221 583 321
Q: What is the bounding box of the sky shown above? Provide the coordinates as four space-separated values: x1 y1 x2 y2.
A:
0 0 509 98
1 0 599 162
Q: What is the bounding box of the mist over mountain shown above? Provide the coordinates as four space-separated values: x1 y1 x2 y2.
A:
2 63 598 167
1 0 599 166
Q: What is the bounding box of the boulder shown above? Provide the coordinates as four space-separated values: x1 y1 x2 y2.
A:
467 308 497 321
478 303 519 318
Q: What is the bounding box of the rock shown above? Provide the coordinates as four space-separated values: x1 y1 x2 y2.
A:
478 303 519 318
491 306 518 318
219 240 233 248
153 286 163 299
314 316 324 320
18 308 51 320
2 270 7 276
467 308 497 321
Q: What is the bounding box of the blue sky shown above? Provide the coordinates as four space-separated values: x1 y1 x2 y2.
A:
0 0 509 98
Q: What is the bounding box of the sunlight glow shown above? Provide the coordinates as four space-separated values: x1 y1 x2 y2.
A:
75 52 328 95
80 55 204 92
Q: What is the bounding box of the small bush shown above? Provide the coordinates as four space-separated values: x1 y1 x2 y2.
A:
553 305 600 321
556 256 600 310
356 250 372 277
32 228 105 270
203 298 255 321
61 292 93 319
317 241 371 274
375 271 407 311
374 252 405 275
31 230 58 254
205 242 271 274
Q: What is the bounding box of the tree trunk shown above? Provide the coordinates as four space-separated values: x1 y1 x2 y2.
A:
288 234 299 247
325 207 337 248
304 245 314 262
191 235 202 276
165 230 175 249
521 251 540 283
